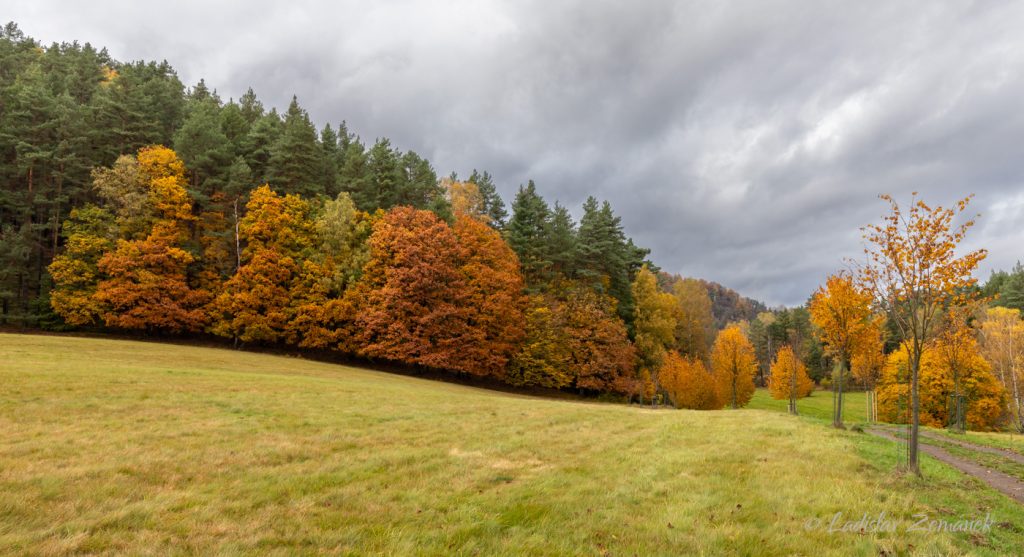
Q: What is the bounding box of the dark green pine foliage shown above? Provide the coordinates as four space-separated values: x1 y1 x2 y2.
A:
186 78 219 104
224 156 253 201
399 150 448 218
219 101 250 156
173 96 232 207
238 87 264 124
319 123 340 197
267 96 323 198
241 109 281 185
0 26 107 324
467 169 507 228
89 60 185 161
339 137 370 206
575 196 650 330
505 180 552 288
995 262 1024 313
363 138 402 209
547 202 577 280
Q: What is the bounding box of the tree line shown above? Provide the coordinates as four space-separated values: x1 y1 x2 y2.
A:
2 23 768 403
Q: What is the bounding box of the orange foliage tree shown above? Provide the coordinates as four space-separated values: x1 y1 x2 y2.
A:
856 194 986 474
659 351 723 409
452 213 526 377
561 287 637 394
710 324 757 408
93 146 208 333
354 207 525 378
769 345 814 413
809 272 873 429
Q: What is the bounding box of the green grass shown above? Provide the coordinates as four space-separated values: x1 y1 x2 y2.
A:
2 333 1022 555
748 388 868 424
928 428 1024 455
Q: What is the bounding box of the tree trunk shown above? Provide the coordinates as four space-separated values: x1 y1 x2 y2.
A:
909 350 922 476
233 197 242 272
789 359 798 415
833 359 845 429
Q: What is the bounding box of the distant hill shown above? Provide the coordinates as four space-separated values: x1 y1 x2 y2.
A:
699 279 767 329
657 272 767 329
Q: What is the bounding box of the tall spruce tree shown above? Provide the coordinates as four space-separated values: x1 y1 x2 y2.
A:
467 169 507 228
575 197 649 330
267 96 323 197
505 180 552 288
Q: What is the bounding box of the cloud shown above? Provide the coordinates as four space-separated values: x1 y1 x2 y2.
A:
10 0 1024 305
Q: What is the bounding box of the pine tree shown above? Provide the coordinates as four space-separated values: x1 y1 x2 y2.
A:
242 110 281 185
467 169 507 228
547 202 578 280
505 180 552 288
173 98 232 206
267 96 323 197
320 123 340 197
576 197 649 329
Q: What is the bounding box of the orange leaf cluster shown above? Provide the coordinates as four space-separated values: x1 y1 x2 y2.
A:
659 351 723 410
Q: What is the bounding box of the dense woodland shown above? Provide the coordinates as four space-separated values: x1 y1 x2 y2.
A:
3 23 1024 425
0 24 763 399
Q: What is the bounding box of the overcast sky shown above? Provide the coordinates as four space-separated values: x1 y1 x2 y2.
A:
10 1 1024 306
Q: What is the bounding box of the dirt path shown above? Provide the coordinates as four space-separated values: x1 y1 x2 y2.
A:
915 429 1024 465
865 428 1024 505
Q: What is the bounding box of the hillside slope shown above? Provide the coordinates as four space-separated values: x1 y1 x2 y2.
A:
1 334 1021 555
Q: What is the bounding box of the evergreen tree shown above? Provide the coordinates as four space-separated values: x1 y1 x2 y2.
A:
505 180 552 288
267 96 323 197
241 109 281 185
173 98 232 206
575 197 649 329
996 262 1024 313
219 100 250 155
238 87 264 124
546 202 577 280
320 123 340 197
467 169 507 228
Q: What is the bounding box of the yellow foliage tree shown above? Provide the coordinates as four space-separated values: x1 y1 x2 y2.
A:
856 193 987 474
671 277 714 360
632 266 678 399
979 306 1024 432
851 317 885 422
769 346 814 413
659 351 722 410
710 325 757 408
876 339 1006 431
809 272 874 429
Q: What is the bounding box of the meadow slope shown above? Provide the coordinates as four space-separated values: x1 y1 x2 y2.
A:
2 333 1022 555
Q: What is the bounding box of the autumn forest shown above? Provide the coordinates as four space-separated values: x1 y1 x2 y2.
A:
3 21 1024 438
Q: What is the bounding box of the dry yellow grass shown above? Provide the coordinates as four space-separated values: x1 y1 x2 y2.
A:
2 333 1022 555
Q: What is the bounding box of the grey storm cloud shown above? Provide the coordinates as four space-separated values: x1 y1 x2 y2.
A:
10 0 1024 306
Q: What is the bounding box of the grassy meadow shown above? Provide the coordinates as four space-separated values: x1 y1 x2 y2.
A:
2 333 1023 555
748 388 868 424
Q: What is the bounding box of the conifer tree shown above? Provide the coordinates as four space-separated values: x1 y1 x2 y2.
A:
267 96 323 197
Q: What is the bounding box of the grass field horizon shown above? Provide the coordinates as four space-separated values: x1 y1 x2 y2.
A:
3 333 1023 555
